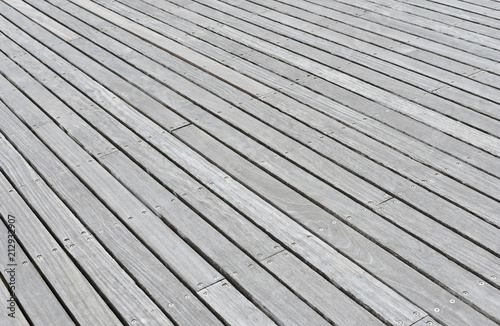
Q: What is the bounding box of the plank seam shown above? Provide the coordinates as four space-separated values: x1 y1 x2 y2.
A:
170 123 193 133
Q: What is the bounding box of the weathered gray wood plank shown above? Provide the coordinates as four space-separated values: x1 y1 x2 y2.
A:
103 0 500 149
117 3 498 180
263 92 500 201
0 218 73 326
177 107 498 288
225 0 497 91
137 0 462 97
77 38 389 204
244 0 500 117
67 0 273 97
19 0 500 282
249 0 484 71
0 27 332 326
174 124 500 324
182 0 498 118
456 0 500 11
370 0 500 39
25 0 500 266
262 250 385 325
15 1 388 206
32 56 412 326
171 111 500 317
0 286 29 326
0 284 29 326
95 1 500 226
136 36 500 228
277 0 491 71
0 133 178 326
98 152 333 326
131 0 500 138
0 162 123 326
47 0 500 181
0 63 225 326
197 281 278 326
0 10 430 319
290 0 500 73
415 0 500 20
3 0 79 40
1 0 499 325
37 50 429 326
53 13 500 246
100 148 419 326
0 26 279 262
196 2 500 153
400 0 500 29
357 0 500 51
0 5 188 132
377 0 500 35
314 0 500 60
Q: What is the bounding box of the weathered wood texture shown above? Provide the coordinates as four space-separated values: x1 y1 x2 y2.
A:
0 214 72 326
0 0 499 325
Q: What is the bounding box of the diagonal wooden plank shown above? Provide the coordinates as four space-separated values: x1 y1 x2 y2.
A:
0 14 423 325
63 0 273 97
0 219 73 326
0 281 30 326
0 78 224 326
197 281 278 326
38 9 500 245
4 0 496 290
0 169 123 326
0 43 330 326
0 136 178 326
174 123 500 324
71 0 500 178
4 0 79 41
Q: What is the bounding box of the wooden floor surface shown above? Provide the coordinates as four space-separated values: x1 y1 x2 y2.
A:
0 0 499 325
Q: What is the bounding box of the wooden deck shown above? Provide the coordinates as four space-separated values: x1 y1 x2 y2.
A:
0 0 499 325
